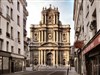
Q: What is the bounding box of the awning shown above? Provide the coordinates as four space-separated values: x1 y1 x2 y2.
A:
74 40 84 48
83 32 100 55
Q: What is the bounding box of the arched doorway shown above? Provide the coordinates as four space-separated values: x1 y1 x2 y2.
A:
46 52 53 66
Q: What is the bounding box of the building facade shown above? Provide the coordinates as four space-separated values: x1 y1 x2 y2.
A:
30 5 70 67
0 0 28 74
73 0 100 75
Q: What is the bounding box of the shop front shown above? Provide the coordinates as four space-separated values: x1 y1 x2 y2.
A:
83 31 100 75
10 54 25 73
0 51 10 74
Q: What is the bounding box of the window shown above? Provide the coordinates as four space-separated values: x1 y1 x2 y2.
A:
6 23 8 32
11 46 13 53
63 33 66 40
34 33 38 41
11 8 13 19
8 0 13 3
6 22 10 38
0 0 1 5
0 17 1 28
0 39 3 50
6 41 9 51
6 6 9 15
18 48 20 54
89 0 94 5
18 32 20 43
23 19 26 27
17 15 20 25
86 5 89 18
11 27 13 39
17 1 20 11
0 17 2 35
90 9 97 34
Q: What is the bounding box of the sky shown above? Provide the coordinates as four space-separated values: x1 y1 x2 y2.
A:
26 0 74 45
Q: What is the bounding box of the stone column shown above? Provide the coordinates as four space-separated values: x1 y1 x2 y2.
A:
30 31 33 42
53 50 55 66
56 31 58 42
45 13 46 24
41 30 43 42
44 50 46 65
60 31 61 42
44 30 46 42
38 50 40 65
39 31 40 42
56 50 58 66
53 30 55 42
67 31 70 44
30 50 33 64
54 14 56 24
41 50 43 65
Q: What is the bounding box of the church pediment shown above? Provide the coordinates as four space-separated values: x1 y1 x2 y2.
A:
41 42 57 47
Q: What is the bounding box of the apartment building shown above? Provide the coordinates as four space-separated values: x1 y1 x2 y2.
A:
0 0 28 74
74 0 100 75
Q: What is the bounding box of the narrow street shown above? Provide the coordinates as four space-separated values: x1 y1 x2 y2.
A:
2 67 79 75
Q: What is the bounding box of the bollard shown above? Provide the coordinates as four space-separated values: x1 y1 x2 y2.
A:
67 68 69 75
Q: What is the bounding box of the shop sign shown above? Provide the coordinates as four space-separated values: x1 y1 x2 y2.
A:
83 34 100 54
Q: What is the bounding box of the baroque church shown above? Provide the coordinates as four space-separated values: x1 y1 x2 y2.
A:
30 5 70 66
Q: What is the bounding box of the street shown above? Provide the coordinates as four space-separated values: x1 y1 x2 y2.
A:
20 71 66 75
2 67 79 75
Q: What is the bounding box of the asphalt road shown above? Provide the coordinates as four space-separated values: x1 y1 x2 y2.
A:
23 71 66 75
2 71 67 75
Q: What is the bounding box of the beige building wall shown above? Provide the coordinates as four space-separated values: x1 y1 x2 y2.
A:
30 5 70 66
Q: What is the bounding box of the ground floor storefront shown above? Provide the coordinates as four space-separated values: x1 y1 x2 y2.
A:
85 45 100 75
0 51 25 74
83 30 100 75
0 51 10 74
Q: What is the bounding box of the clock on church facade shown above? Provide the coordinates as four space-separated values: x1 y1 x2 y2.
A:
30 5 70 66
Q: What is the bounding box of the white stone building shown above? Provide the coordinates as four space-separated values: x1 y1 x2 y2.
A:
73 0 100 75
30 5 70 67
0 0 28 74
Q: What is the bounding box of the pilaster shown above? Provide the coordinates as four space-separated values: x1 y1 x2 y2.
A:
41 50 43 65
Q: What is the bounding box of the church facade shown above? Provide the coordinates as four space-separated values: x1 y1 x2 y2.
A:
30 5 70 66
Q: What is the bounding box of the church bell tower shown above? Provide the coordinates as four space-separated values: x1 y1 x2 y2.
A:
41 4 60 25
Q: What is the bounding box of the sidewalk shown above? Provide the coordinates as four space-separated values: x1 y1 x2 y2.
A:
68 67 80 75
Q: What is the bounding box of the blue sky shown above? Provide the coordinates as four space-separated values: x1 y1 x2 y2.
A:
26 0 74 45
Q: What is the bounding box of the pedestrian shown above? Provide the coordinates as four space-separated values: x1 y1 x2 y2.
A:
67 68 69 75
